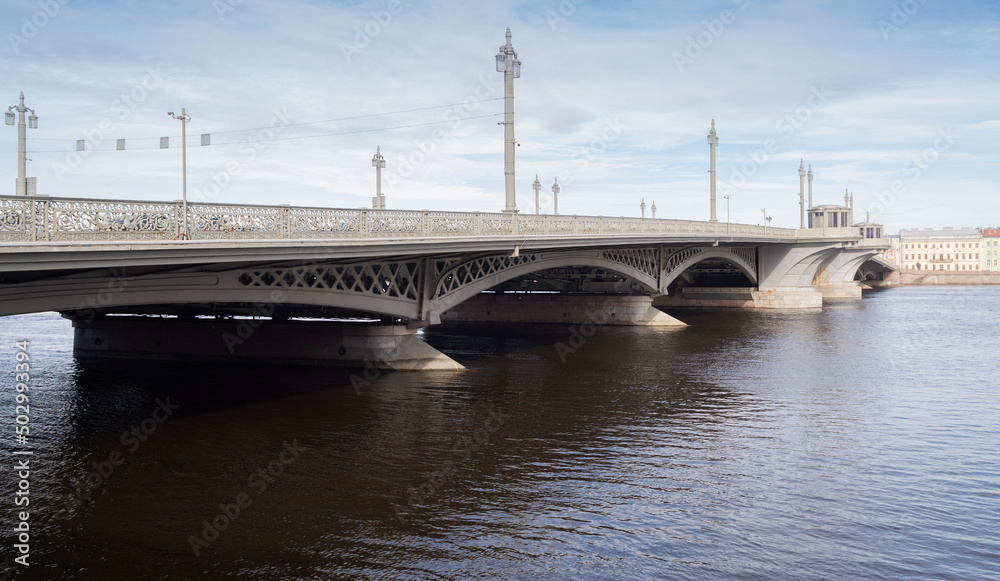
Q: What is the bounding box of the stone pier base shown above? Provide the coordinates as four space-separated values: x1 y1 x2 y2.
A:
653 288 756 309
751 288 823 309
68 316 464 371
440 293 686 326
817 283 864 299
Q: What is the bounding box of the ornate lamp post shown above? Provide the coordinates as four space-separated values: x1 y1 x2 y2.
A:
640 198 646 219
168 109 191 239
496 28 521 214
532 174 541 214
6 92 38 196
724 194 730 234
372 146 386 209
798 159 806 228
551 178 559 215
707 119 718 222
651 200 656 219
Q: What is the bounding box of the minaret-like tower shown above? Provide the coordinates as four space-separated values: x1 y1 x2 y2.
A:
532 174 541 214
496 28 521 213
708 120 718 222
807 163 813 209
798 159 806 229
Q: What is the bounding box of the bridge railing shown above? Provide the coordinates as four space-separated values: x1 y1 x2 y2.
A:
0 194 818 243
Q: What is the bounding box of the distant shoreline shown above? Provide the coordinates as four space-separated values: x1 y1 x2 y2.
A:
887 269 1000 286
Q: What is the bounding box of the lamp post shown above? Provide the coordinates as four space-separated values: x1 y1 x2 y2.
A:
707 119 718 222
761 208 767 235
532 174 541 214
168 109 191 239
724 194 730 234
6 92 38 196
651 200 656 219
552 178 559 215
640 198 646 219
798 159 806 229
496 27 521 214
372 146 386 209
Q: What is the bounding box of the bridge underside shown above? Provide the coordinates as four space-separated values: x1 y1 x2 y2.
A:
0 240 888 368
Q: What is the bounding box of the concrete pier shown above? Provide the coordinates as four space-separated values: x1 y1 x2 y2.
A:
440 293 686 326
817 283 864 299
751 288 823 309
69 316 464 371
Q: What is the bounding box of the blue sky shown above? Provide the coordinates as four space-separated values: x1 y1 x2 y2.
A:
1 0 997 233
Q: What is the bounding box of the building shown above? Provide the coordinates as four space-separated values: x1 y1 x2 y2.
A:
899 227 982 271
982 228 1000 271
882 234 900 267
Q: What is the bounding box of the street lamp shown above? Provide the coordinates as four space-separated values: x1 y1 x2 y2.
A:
496 27 521 214
552 178 559 215
640 198 646 219
372 146 386 209
761 208 767 235
532 174 541 214
651 200 656 219
6 92 38 196
724 194 730 234
168 109 191 239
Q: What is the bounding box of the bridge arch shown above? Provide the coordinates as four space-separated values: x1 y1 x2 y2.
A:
427 250 661 317
659 246 758 289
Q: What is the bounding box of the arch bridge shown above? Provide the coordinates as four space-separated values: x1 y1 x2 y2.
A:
0 195 890 368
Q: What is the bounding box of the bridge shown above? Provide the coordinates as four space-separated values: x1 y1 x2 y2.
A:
0 194 890 370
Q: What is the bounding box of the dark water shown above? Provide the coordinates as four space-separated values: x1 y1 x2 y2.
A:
0 287 998 580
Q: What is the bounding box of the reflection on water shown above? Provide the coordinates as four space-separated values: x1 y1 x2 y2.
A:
0 287 998 580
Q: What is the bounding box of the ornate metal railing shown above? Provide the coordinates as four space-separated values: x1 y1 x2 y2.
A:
0 194 837 244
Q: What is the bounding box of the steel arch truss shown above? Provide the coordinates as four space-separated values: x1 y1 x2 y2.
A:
660 246 758 288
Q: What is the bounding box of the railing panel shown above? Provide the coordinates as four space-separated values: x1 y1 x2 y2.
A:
427 212 477 237
47 199 176 241
288 208 363 239
0 197 33 242
188 204 282 240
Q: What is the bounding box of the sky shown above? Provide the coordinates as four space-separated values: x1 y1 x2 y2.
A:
1 0 997 233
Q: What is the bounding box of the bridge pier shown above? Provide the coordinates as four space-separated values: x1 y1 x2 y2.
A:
751 288 823 309
816 282 864 299
440 293 686 326
67 315 464 371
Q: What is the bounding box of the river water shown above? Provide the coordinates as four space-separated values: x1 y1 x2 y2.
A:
0 286 998 580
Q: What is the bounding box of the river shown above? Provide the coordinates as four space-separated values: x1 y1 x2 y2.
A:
0 286 998 580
